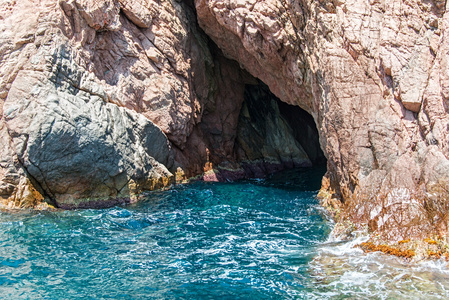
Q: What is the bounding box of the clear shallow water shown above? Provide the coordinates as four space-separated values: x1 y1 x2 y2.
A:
0 168 448 299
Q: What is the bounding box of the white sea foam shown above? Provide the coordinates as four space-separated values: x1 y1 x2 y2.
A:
310 236 449 299
318 235 368 256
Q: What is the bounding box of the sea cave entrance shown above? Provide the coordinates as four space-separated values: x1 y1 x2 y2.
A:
232 81 326 179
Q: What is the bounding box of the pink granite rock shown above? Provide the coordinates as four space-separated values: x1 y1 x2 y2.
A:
195 0 449 240
0 0 221 208
0 0 278 208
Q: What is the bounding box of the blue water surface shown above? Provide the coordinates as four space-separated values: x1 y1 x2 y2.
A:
0 167 332 299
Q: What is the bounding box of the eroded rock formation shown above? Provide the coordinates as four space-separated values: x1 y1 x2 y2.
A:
195 0 449 240
0 0 318 208
1 0 448 241
0 0 218 208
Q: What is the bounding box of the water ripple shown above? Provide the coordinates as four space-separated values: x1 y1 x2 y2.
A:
1 167 447 298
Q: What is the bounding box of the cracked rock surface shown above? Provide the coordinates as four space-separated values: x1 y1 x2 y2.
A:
195 0 449 240
0 0 203 208
0 0 271 208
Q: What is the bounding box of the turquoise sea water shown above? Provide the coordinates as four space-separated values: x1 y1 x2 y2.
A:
1 167 449 299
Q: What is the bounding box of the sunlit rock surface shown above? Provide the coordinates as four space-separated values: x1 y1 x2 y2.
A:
194 0 449 240
0 0 216 208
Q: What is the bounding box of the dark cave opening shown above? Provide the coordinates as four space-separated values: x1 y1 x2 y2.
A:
176 33 326 182
234 81 326 178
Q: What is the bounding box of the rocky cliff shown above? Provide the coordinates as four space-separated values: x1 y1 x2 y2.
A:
0 0 318 208
195 0 449 242
1 0 449 242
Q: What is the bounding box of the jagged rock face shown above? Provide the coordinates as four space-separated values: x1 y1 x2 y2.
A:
0 0 285 208
1 0 187 208
195 0 449 240
0 0 235 208
4 62 173 208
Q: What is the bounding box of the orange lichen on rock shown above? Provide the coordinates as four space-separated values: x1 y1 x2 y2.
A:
397 239 410 244
424 238 438 245
357 242 415 259
428 250 442 259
